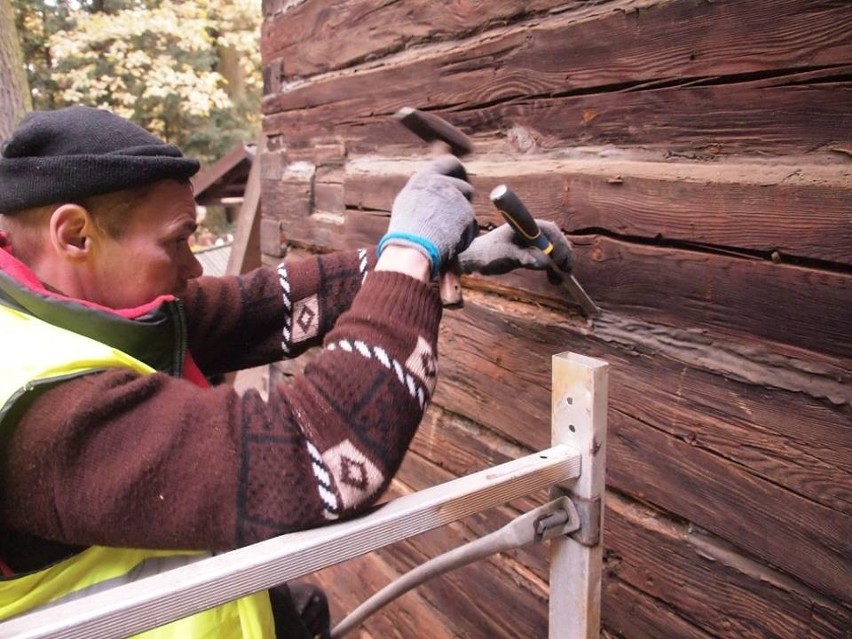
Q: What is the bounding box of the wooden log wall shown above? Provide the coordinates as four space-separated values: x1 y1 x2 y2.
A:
259 1 851 636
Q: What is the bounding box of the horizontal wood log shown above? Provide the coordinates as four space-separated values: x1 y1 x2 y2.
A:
435 294 851 486
458 248 852 366
265 74 852 159
592 318 852 513
262 0 851 95
430 293 850 601
448 254 852 400
261 0 568 77
574 236 852 359
603 579 714 639
609 411 851 604
262 0 852 157
338 159 852 265
602 493 850 639
308 549 459 638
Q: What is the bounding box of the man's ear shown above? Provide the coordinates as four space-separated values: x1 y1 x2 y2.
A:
48 204 97 259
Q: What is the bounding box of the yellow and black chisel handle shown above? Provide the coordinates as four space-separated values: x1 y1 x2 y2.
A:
490 184 600 318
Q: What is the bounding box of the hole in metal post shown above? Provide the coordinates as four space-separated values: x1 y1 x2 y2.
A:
565 397 573 405
569 425 576 432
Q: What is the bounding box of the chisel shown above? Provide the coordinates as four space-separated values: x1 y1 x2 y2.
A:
490 184 600 317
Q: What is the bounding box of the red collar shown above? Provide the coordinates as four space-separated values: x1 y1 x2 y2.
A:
0 231 175 320
0 231 209 387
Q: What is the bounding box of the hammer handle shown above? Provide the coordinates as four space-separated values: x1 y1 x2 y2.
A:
431 137 464 308
438 260 464 308
395 108 473 309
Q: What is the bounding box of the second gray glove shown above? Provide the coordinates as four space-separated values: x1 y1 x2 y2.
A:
459 220 573 275
378 156 479 279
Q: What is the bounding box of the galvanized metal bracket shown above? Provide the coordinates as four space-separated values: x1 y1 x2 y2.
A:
550 487 602 547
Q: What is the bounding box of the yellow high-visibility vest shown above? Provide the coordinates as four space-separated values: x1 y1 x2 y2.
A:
0 304 275 637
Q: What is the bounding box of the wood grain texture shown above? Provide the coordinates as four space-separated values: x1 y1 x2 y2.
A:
609 411 851 604
261 0 852 156
603 493 851 639
602 578 716 639
261 0 569 76
434 294 851 487
263 75 852 158
258 0 852 635
338 161 852 265
442 233 852 363
308 549 460 638
574 237 851 359
262 0 852 86
431 294 851 602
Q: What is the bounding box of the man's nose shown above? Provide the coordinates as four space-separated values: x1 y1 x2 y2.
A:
184 248 204 280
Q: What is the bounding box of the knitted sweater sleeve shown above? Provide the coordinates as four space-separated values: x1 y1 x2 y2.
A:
183 248 373 376
0 269 441 552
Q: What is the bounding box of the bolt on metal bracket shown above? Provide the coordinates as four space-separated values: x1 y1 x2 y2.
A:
550 487 602 547
534 496 581 542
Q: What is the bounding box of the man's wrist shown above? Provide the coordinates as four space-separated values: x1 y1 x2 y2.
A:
375 245 431 282
377 233 440 279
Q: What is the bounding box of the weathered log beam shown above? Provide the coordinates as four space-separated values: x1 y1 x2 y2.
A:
263 71 852 158
339 158 852 265
261 0 571 78
262 0 851 93
602 492 850 639
327 410 851 639
432 292 851 602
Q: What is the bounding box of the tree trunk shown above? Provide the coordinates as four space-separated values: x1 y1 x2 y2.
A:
0 0 31 139
219 45 246 100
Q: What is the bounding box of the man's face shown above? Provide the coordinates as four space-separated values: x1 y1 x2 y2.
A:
89 179 203 309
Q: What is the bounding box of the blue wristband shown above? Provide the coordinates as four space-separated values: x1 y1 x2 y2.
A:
377 233 441 279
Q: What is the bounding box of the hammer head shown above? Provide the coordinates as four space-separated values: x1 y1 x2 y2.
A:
395 107 473 157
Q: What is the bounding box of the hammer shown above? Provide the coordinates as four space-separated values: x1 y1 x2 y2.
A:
395 107 473 308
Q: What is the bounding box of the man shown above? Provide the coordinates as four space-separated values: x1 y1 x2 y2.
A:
0 106 573 637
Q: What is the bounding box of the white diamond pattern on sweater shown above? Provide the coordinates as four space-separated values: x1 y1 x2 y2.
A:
405 336 438 395
323 439 384 511
292 295 320 344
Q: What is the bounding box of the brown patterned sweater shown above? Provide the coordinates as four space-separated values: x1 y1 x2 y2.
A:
0 247 442 573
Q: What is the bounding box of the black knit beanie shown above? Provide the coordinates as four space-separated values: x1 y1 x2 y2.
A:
0 106 200 213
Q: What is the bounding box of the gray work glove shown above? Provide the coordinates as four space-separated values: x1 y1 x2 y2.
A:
459 221 573 276
378 155 478 279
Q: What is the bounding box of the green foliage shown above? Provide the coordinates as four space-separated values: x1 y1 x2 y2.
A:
12 0 261 163
14 0 71 110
